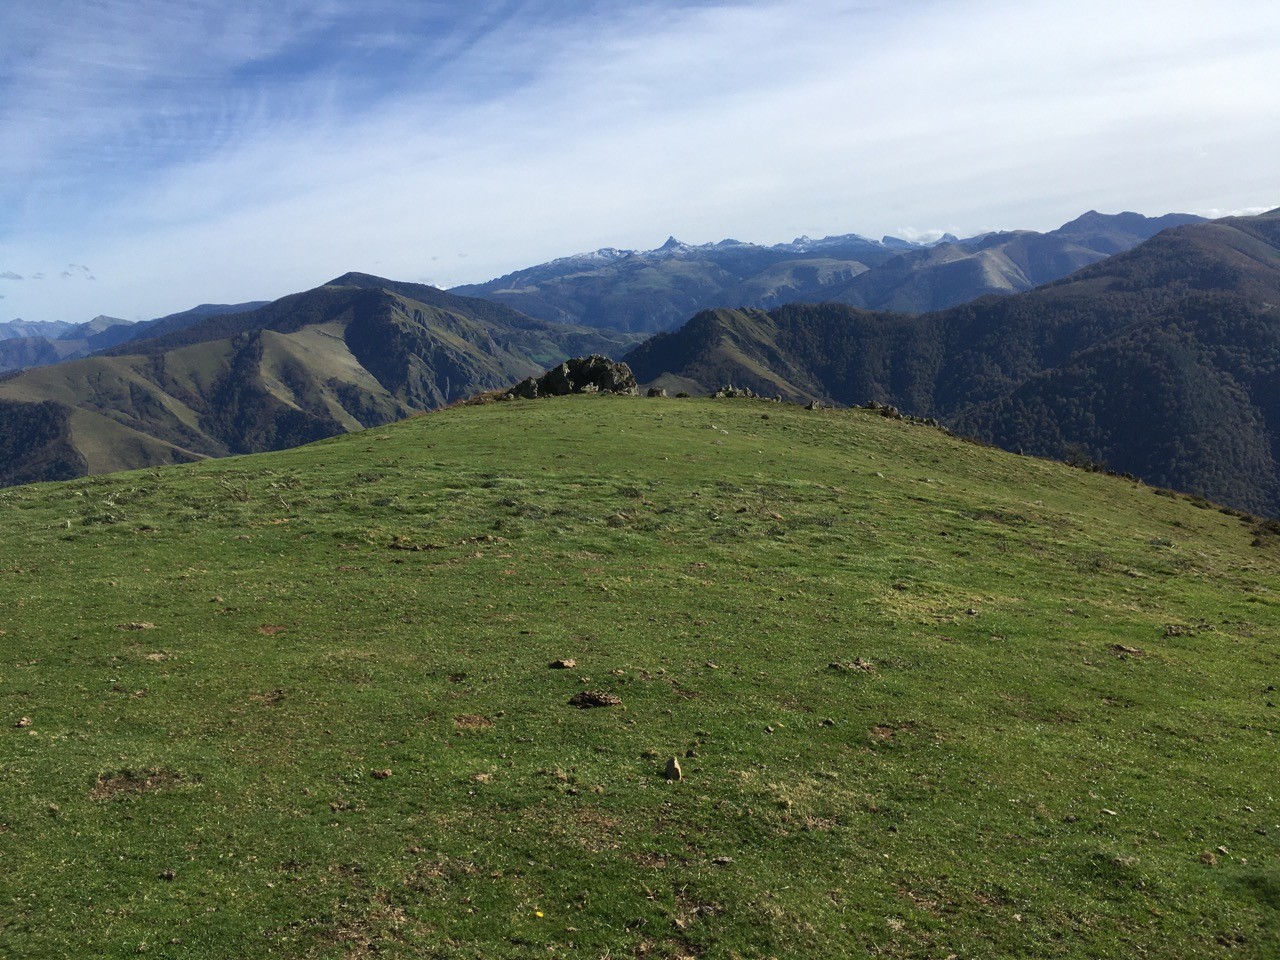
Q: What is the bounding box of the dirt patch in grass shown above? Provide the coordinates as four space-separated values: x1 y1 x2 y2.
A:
869 723 915 742
633 852 671 869
257 624 288 636
453 714 494 730
322 891 428 957
569 690 622 708
90 768 188 800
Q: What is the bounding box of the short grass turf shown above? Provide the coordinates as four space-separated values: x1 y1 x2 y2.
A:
1 395 1278 959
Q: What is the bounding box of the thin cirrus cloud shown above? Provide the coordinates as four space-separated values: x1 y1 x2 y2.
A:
0 0 1277 323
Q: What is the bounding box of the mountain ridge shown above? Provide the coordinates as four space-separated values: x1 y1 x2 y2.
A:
453 211 1204 332
0 275 638 486
0 302 269 376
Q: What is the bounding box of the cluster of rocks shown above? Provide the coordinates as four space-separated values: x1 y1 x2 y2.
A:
711 384 783 402
497 364 947 439
712 383 832 411
863 400 947 432
506 356 639 400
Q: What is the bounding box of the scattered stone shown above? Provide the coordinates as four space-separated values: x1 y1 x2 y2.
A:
665 757 682 782
549 658 577 669
1111 644 1147 657
820 718 836 727
806 400 822 411
1102 808 1119 817
712 856 734 866
14 716 33 728
159 870 176 882
1199 850 1218 865
371 769 392 780
116 622 157 631
568 691 622 709
685 748 698 758
647 387 667 398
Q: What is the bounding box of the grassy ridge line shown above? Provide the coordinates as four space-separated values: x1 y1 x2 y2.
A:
1 396 1278 959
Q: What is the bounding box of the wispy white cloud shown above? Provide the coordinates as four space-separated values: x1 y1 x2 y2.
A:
2 0 1279 322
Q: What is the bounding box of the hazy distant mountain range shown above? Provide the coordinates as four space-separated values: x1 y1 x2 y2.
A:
0 210 1199 379
0 274 636 486
453 211 1204 332
626 208 1280 514
0 303 268 375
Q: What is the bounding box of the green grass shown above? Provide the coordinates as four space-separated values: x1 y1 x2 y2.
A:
1 396 1278 958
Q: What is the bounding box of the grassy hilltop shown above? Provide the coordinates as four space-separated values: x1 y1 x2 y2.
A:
1 396 1278 958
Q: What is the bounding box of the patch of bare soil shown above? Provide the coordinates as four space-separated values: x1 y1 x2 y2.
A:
90 768 187 800
569 691 622 708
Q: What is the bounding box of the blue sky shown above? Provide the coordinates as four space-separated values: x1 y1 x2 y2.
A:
1 0 1277 323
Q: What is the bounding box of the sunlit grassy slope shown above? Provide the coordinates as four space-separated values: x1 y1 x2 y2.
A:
2 396 1278 959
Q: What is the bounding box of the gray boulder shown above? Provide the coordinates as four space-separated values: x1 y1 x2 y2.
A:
525 355 639 397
